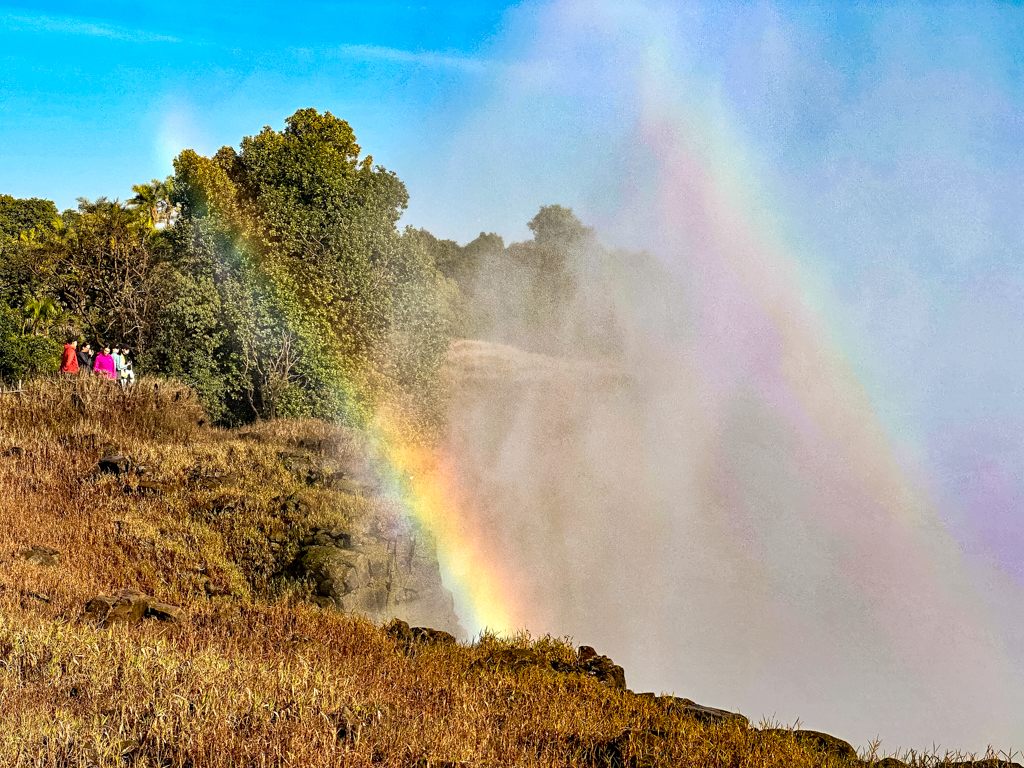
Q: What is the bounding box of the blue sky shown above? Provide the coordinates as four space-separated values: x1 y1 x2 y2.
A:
0 0 519 232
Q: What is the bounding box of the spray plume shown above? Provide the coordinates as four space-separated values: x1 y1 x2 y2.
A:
421 0 1024 752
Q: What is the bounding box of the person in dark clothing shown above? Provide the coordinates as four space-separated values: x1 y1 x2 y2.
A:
76 343 94 374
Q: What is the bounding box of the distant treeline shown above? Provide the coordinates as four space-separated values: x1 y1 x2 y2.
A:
0 108 633 425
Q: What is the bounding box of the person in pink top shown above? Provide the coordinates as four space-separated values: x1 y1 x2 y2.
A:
93 347 117 380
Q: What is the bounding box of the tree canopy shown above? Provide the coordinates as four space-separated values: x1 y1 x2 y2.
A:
0 108 619 424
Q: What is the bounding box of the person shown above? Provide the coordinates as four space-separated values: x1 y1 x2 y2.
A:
93 347 116 381
59 340 79 375
112 347 125 379
76 342 94 374
119 347 136 388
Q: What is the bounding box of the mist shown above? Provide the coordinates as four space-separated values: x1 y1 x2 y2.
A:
428 0 1024 752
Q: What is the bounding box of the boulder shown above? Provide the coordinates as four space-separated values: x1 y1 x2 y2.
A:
386 619 457 654
579 651 627 690
21 545 60 566
84 591 184 628
278 451 326 486
300 527 352 549
97 453 133 476
654 695 748 727
293 544 389 615
274 493 311 522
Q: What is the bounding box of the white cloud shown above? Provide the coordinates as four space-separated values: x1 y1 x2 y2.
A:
333 43 490 73
1 11 180 44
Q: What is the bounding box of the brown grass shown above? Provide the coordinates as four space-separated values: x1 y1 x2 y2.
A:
0 377 1014 767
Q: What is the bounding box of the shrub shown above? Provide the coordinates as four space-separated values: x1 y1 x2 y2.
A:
0 304 61 383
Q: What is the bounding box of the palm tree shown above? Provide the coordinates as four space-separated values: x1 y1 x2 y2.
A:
128 177 175 229
22 293 61 336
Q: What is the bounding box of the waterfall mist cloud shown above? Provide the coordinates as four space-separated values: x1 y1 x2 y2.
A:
433 0 1024 752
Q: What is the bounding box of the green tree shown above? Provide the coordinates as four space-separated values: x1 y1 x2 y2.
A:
0 195 58 240
46 198 172 354
163 109 456 424
21 293 61 336
0 304 61 382
128 177 176 229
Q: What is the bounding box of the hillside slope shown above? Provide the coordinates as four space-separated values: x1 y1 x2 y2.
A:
0 378 1013 767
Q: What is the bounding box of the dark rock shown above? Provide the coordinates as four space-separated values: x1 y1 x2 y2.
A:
85 593 147 627
275 493 311 521
945 762 1024 768
410 626 456 645
84 591 184 628
145 600 185 624
654 695 748 728
580 653 627 690
577 645 598 664
1 446 24 458
278 450 327 485
300 527 352 549
763 729 857 761
97 453 133 476
386 619 457 653
203 579 230 598
297 437 325 453
21 545 60 566
293 544 388 614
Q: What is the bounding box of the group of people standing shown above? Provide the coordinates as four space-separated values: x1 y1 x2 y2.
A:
59 341 135 387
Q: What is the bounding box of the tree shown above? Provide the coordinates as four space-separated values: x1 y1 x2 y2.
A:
21 293 61 336
527 204 589 247
0 195 58 240
49 198 171 355
164 108 457 424
0 303 60 382
128 178 176 229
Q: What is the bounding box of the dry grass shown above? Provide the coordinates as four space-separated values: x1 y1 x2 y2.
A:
0 377 1014 767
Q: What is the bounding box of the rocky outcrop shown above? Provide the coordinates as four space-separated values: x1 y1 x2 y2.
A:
21 545 60 566
96 452 134 476
577 645 627 689
470 643 628 692
635 693 748 728
288 523 462 636
84 591 184 628
385 618 457 654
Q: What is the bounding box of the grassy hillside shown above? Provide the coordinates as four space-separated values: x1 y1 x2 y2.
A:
0 378 1014 767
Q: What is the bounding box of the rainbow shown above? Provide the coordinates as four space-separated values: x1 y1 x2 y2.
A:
183 153 523 637
627 41 1020 710
360 401 523 635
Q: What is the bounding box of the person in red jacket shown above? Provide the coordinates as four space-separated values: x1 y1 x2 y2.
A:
59 340 80 374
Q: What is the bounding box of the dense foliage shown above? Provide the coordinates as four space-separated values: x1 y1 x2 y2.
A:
0 108 600 423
